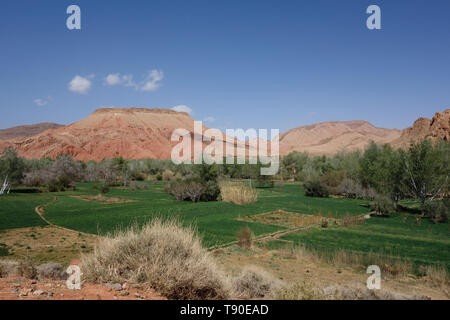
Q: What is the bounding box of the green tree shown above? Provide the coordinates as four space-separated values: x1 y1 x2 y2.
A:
113 156 130 186
401 139 449 210
0 148 25 186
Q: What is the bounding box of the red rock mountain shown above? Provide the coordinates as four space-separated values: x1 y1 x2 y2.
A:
278 120 401 155
3 108 200 161
1 108 448 160
2 108 251 161
391 109 450 148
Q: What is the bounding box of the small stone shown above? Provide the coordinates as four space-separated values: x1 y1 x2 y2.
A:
120 291 130 296
122 283 129 290
106 283 122 291
19 288 32 296
33 289 45 296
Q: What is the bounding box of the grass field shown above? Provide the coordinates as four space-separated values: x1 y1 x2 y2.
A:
0 181 449 271
0 193 54 230
278 215 450 268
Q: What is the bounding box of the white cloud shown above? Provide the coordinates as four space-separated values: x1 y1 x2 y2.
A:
172 105 193 115
69 75 92 94
33 98 48 107
103 70 162 91
203 116 215 123
104 73 122 86
122 74 137 88
140 70 164 91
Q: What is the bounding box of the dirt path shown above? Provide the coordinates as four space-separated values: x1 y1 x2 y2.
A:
34 196 99 238
210 213 371 251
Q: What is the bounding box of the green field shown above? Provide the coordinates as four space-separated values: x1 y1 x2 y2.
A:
0 193 54 230
280 216 450 267
1 182 449 269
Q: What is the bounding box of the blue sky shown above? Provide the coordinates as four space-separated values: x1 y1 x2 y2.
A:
0 0 449 132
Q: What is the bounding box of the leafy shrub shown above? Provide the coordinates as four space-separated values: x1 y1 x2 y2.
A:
131 172 145 181
184 180 206 202
232 266 282 298
156 174 163 181
0 243 10 257
162 169 174 181
321 170 346 188
57 175 71 188
202 180 221 201
237 226 253 249
219 181 258 204
337 178 376 199
47 181 60 192
166 178 218 202
423 200 449 224
23 174 42 187
129 181 149 190
370 195 394 216
101 185 110 194
81 218 230 299
304 180 329 198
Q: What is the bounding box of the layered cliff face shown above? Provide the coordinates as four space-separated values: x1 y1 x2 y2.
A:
391 109 450 148
2 107 253 161
4 108 201 161
278 120 401 155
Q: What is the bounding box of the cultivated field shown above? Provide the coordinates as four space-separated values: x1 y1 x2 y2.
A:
1 182 448 274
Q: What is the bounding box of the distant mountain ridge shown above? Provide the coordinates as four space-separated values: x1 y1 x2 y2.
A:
0 122 63 140
0 108 448 160
278 120 401 155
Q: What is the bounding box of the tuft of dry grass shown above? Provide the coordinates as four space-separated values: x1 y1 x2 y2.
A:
274 281 326 300
274 281 430 300
0 259 19 278
18 256 37 279
418 265 449 287
219 181 258 205
232 265 282 298
291 246 414 278
81 218 231 300
237 226 254 249
73 194 134 204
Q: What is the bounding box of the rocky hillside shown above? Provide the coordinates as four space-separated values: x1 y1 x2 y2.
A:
391 109 450 148
1 108 448 160
278 120 401 155
3 108 200 161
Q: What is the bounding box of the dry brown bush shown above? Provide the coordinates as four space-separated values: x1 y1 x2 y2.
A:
81 218 231 299
219 181 258 205
0 260 19 278
237 226 253 249
18 257 37 279
232 266 282 298
274 281 326 300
